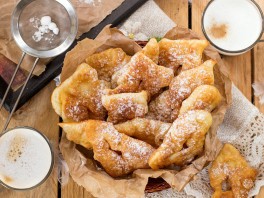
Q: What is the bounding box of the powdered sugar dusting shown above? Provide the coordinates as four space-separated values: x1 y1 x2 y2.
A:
114 118 171 147
87 121 155 177
86 48 131 82
111 53 174 96
209 144 257 197
30 16 59 43
147 60 214 122
170 64 214 108
102 91 148 124
159 39 208 70
147 90 173 123
56 64 110 122
149 110 212 169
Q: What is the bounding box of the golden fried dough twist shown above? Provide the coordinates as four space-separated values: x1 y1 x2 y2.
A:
114 118 171 147
169 59 215 111
85 48 131 82
147 90 172 123
209 144 257 198
179 85 222 115
159 38 209 71
147 60 215 122
51 63 110 122
148 110 212 170
102 91 148 124
59 120 155 177
108 53 174 96
111 38 159 88
141 38 159 64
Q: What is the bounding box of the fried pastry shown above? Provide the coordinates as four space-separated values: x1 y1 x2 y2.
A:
147 60 215 122
108 53 174 96
141 38 159 64
159 38 209 71
102 91 148 124
148 110 212 170
179 85 222 115
114 118 171 147
147 90 173 123
85 48 131 82
169 59 215 120
51 63 110 122
209 144 257 198
59 120 155 177
111 38 159 88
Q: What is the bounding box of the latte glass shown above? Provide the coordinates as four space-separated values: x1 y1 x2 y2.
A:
202 0 264 56
0 127 54 190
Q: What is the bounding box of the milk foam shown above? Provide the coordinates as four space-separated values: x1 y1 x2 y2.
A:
0 128 52 189
203 0 262 51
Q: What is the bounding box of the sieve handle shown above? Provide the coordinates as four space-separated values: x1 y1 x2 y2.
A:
1 55 39 133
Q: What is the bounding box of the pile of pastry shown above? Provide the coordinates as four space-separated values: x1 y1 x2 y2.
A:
51 38 257 197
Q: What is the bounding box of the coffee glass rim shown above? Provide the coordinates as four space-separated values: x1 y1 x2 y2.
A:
0 126 54 191
201 0 264 54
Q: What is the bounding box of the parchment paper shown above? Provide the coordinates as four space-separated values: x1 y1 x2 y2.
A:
0 0 124 76
59 25 232 198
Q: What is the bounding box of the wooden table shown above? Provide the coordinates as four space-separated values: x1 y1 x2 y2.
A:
0 0 263 197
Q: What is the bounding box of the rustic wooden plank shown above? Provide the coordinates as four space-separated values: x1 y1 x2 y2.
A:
60 1 189 197
61 176 85 198
253 1 264 113
0 82 59 198
191 0 209 36
254 0 264 196
222 53 252 101
255 0 264 40
155 0 188 28
192 0 252 101
253 43 264 113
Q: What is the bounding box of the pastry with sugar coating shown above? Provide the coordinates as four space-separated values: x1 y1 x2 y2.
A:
111 38 159 88
148 110 212 169
159 38 209 71
141 38 159 64
114 118 171 147
108 53 173 96
86 48 131 82
147 60 215 122
59 120 155 177
179 85 222 115
51 63 110 122
169 59 215 120
147 90 172 123
102 91 148 124
209 144 257 198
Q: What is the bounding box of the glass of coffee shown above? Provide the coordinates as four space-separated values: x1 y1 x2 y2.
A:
202 0 263 56
0 127 54 190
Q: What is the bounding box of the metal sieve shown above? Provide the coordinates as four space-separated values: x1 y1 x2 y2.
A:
0 0 78 132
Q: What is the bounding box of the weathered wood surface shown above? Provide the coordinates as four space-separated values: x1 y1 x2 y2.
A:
1 0 263 197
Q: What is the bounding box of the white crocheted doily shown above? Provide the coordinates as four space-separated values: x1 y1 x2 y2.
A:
147 86 264 198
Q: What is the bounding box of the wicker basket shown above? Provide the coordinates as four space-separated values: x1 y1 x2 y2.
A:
145 177 171 193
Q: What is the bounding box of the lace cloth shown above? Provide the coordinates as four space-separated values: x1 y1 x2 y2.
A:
118 1 264 197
